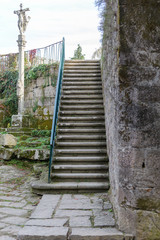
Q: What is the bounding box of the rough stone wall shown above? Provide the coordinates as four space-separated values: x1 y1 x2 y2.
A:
24 66 58 129
102 0 160 238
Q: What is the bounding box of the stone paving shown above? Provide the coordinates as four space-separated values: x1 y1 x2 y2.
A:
0 163 133 240
18 194 133 240
0 164 41 240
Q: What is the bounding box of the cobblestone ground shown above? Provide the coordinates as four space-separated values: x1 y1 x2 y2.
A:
0 162 41 240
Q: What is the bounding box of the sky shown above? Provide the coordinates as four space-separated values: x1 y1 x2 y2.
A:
0 0 101 59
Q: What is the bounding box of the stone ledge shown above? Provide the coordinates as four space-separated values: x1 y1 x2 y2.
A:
70 228 134 240
17 226 68 240
0 148 49 161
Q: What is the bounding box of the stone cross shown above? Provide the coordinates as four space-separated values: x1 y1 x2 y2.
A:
13 3 30 116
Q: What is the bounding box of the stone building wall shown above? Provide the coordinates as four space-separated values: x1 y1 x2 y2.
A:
24 65 58 129
102 0 160 238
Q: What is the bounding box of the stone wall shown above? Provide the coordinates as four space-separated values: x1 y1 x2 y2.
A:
24 65 58 129
102 0 160 238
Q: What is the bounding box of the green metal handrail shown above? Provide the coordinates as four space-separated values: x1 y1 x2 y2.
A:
48 37 65 183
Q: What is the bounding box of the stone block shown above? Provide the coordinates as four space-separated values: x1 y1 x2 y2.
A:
11 115 30 128
17 226 68 240
93 211 115 227
16 149 50 161
0 195 23 202
54 210 92 217
33 87 43 98
136 210 160 240
0 201 26 208
26 218 68 227
44 86 56 98
0 207 28 217
30 195 61 219
36 77 45 87
1 225 22 236
0 148 15 160
44 97 51 107
70 228 132 240
0 134 17 148
2 216 27 225
70 216 91 227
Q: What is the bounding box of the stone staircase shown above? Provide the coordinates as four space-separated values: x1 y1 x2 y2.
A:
32 60 109 193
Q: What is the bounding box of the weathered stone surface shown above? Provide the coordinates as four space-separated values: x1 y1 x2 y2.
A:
0 222 8 229
60 198 103 210
26 218 68 227
0 201 26 208
70 228 128 240
16 149 50 160
0 166 25 182
0 134 17 148
0 195 23 202
1 217 27 225
0 208 28 217
17 226 68 240
30 195 61 219
1 225 22 235
0 148 15 160
102 0 160 237
70 216 91 227
103 202 112 210
136 210 160 239
23 66 58 130
54 209 92 217
94 212 115 227
0 236 16 240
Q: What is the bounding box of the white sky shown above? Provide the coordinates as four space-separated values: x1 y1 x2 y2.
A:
0 0 101 59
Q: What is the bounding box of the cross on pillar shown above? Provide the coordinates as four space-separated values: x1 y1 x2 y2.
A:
11 4 30 127
14 3 30 116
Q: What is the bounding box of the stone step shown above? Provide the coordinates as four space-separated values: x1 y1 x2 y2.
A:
54 149 107 155
57 129 105 134
62 90 102 95
61 95 103 99
64 66 100 70
53 164 108 171
54 156 108 162
59 110 104 116
63 77 101 81
62 85 102 90
57 135 106 141
63 81 102 85
58 122 105 128
64 70 101 74
32 181 109 194
60 100 103 105
65 60 100 64
51 173 109 179
55 142 106 147
60 105 104 110
58 116 105 122
63 73 101 78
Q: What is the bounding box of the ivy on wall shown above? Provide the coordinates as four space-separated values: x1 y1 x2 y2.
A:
0 70 18 126
0 63 58 127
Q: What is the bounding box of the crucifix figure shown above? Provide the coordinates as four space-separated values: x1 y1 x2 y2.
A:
14 3 30 35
